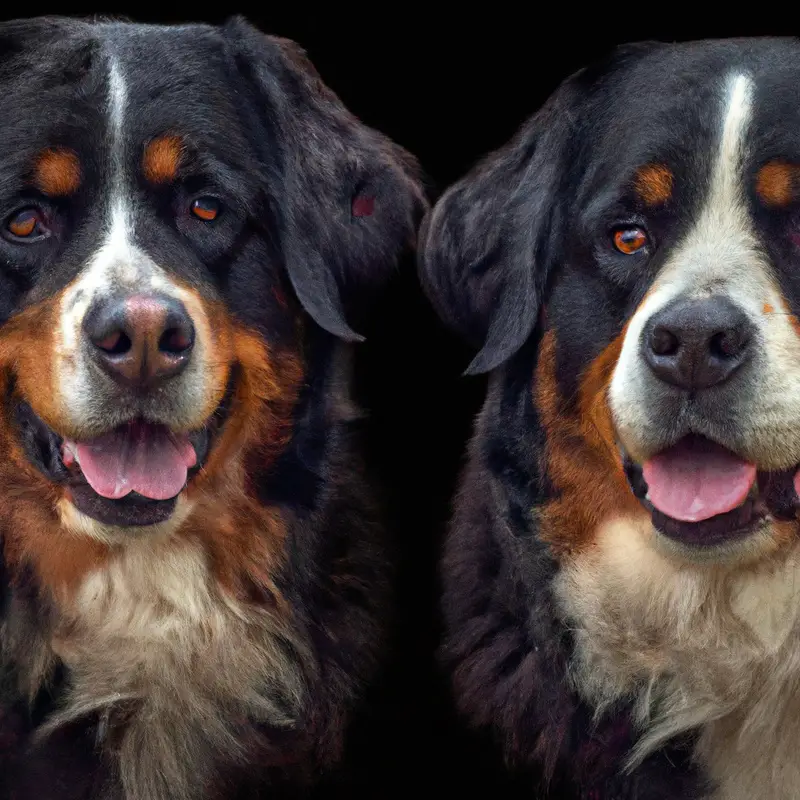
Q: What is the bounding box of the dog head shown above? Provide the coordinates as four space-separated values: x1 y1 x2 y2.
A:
420 38 800 563
0 16 425 541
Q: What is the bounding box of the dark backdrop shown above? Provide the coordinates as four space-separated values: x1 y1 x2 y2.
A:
2 8 791 798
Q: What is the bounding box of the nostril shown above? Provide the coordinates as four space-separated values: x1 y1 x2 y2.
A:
94 330 131 355
158 326 193 355
650 326 680 357
710 328 748 359
83 293 195 388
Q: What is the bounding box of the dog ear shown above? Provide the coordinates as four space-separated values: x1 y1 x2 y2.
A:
223 17 428 342
417 78 586 375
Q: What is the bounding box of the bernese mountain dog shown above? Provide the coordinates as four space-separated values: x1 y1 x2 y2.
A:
420 38 800 800
0 15 426 800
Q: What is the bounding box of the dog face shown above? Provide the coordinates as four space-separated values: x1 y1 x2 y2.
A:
0 16 424 539
420 38 800 562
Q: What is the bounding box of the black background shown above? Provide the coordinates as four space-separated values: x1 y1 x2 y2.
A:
4 8 793 798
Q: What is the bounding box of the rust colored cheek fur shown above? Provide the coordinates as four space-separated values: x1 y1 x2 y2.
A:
182 318 306 604
533 329 644 556
0 414 109 597
0 294 64 430
0 295 108 594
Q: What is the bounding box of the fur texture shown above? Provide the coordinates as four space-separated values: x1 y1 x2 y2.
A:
421 37 800 799
558 516 800 800
0 14 427 800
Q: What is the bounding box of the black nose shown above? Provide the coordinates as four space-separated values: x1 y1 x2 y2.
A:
642 296 753 391
83 293 195 389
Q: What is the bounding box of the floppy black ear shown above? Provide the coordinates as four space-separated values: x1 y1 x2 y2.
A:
223 17 428 342
418 78 586 375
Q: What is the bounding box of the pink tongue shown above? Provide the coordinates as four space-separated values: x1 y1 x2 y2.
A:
642 436 757 523
64 422 197 501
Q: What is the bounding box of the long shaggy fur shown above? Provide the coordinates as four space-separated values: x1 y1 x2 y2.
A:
558 517 800 800
439 385 708 799
419 38 800 800
0 14 427 800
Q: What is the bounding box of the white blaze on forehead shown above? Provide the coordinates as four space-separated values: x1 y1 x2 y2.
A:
53 53 211 434
607 72 785 457
59 54 143 356
59 53 192 344
684 72 758 284
107 58 127 150
650 71 756 302
609 69 800 469
712 73 753 213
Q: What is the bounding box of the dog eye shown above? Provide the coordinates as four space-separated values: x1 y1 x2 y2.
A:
190 197 221 222
4 208 49 241
612 226 649 254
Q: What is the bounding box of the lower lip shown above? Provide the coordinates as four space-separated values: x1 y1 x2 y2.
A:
66 484 179 527
625 458 798 548
647 497 766 547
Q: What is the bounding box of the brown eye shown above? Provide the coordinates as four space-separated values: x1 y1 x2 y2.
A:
191 197 220 221
6 208 46 240
613 226 649 254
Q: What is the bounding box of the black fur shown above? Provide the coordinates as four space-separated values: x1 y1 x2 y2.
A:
438 361 707 798
226 17 424 343
0 15 427 800
417 38 800 798
416 74 582 376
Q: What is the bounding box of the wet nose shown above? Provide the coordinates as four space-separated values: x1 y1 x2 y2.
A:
83 293 195 389
641 295 753 391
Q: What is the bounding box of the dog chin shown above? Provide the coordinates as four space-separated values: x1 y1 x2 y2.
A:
620 432 800 562
58 493 195 543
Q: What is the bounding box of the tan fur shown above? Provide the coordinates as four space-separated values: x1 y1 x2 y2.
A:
34 534 309 800
555 516 800 799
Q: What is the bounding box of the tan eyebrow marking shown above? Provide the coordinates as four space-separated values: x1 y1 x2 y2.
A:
34 148 81 196
142 135 184 185
634 164 673 207
755 161 800 207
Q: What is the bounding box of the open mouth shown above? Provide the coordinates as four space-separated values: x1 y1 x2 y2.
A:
623 434 800 548
15 388 232 528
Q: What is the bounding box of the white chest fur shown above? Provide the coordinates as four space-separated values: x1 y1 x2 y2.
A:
44 538 306 800
554 516 800 800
